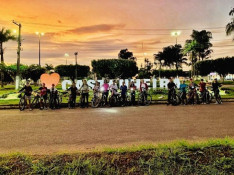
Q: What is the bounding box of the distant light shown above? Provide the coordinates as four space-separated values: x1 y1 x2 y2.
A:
143 53 147 56
64 53 69 57
41 33 44 36
171 31 181 36
35 32 39 35
13 30 17 34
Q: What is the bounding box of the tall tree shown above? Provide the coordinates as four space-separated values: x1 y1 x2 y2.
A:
190 30 213 61
0 28 16 63
0 28 16 87
154 44 187 75
118 48 136 61
183 40 199 77
226 8 234 40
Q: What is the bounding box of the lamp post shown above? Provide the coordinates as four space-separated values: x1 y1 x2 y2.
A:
35 32 44 66
12 20 21 90
171 31 181 45
74 52 78 80
64 53 69 65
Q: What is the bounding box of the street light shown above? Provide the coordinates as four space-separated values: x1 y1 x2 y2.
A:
64 53 69 65
74 52 78 80
171 31 181 45
35 32 44 66
12 20 21 90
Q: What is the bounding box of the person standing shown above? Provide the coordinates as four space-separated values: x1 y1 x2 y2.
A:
212 78 222 104
120 82 127 106
67 82 78 108
80 79 89 108
19 81 33 110
199 79 207 104
179 80 187 105
139 79 148 104
129 81 136 105
167 78 176 105
39 83 48 110
101 79 109 105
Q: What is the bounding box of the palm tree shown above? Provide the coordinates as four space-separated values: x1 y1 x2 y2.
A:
0 28 16 63
154 45 187 76
190 30 213 61
226 8 234 40
183 40 199 77
0 28 16 87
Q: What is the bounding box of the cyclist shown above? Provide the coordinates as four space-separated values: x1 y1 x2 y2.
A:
93 81 100 97
39 83 48 110
199 79 207 104
80 79 89 108
120 81 127 106
188 78 198 104
167 78 176 105
212 78 222 104
101 79 109 105
49 84 58 109
67 82 78 108
129 81 136 105
19 81 33 110
109 80 119 97
139 79 148 104
179 80 187 105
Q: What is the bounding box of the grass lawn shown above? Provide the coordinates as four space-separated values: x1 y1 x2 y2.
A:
0 138 233 174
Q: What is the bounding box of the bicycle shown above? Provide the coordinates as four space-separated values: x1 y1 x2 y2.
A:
187 87 200 105
138 90 152 106
91 91 102 108
31 91 41 109
168 87 180 106
18 92 26 111
49 91 60 109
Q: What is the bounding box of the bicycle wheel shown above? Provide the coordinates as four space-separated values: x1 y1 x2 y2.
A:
109 96 116 107
145 94 152 106
172 94 179 106
217 95 222 104
138 94 142 105
19 98 26 111
91 97 100 108
31 97 39 109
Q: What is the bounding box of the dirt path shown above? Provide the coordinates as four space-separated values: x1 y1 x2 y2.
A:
0 103 233 154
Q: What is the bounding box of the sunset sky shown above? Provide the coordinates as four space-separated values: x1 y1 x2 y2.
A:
0 0 233 68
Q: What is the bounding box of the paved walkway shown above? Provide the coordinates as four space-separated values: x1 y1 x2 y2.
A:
0 103 233 154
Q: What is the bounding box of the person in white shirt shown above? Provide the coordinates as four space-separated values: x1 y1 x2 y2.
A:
80 79 89 108
109 80 119 96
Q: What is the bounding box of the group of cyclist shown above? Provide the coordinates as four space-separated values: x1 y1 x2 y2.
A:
19 77 222 110
19 79 149 110
167 78 222 105
19 82 59 110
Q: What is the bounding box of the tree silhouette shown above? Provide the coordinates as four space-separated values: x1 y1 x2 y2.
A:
226 8 234 40
0 28 16 63
118 49 136 61
154 44 187 75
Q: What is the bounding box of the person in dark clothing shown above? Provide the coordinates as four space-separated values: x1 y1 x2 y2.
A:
39 83 48 110
212 78 222 104
167 78 176 105
199 79 207 104
19 81 33 110
120 82 127 106
67 82 78 108
129 81 136 105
